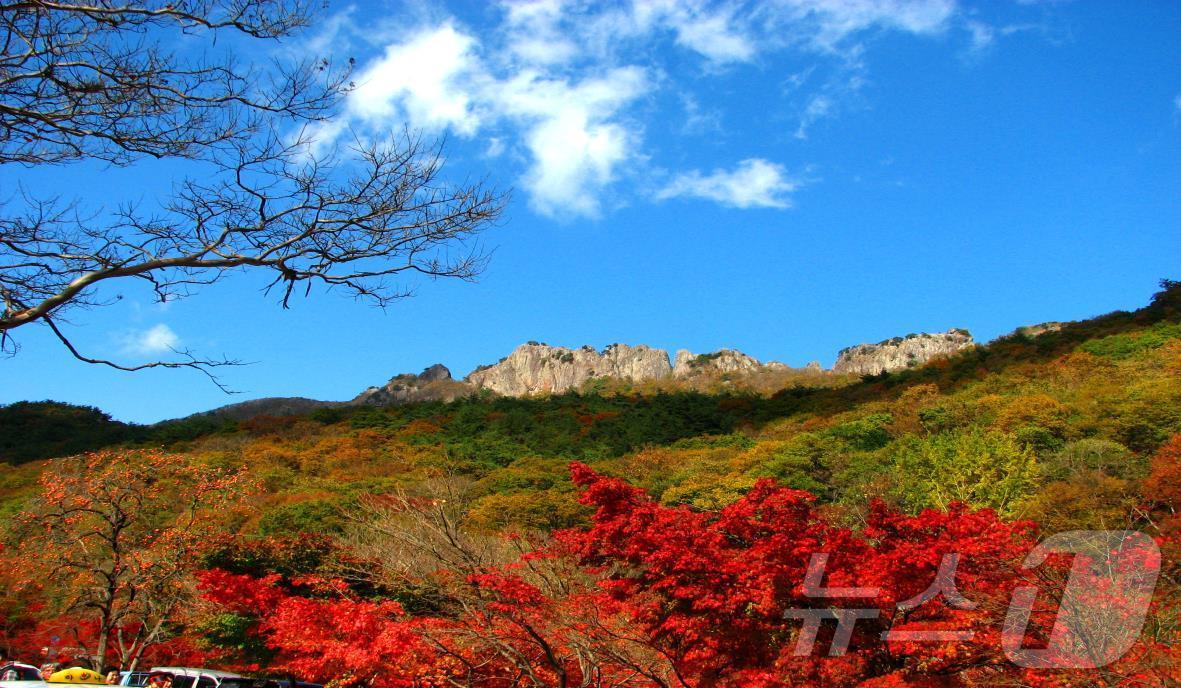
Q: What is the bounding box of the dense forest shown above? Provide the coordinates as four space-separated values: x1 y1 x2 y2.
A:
2 281 1179 687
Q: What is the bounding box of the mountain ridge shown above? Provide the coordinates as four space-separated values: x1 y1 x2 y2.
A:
186 329 977 421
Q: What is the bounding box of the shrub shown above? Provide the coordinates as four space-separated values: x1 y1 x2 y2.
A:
258 498 350 536
826 413 893 451
1047 438 1141 481
1078 321 1181 360
889 428 1040 516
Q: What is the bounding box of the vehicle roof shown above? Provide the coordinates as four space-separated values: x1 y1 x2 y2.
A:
149 670 242 679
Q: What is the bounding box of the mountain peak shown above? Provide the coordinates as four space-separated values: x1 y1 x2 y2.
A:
832 329 975 376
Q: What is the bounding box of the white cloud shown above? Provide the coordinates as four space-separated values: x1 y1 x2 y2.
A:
657 158 799 208
501 0 581 66
346 24 482 135
315 20 649 219
965 20 995 53
300 6 358 59
1174 94 1181 112
666 6 756 64
484 136 506 157
795 94 834 139
124 324 181 355
313 0 980 217
498 67 648 217
961 20 1050 59
775 0 958 50
585 0 757 64
680 94 723 135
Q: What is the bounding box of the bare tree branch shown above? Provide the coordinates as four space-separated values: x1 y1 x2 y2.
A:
0 1 507 387
0 0 342 165
42 313 242 392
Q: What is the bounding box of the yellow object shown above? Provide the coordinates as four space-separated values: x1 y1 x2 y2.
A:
47 668 106 684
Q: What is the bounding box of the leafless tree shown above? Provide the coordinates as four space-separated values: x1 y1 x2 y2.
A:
339 479 684 687
0 1 506 388
340 475 515 588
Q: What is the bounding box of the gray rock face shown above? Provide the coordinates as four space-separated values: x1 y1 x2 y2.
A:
1014 322 1065 337
465 343 673 396
465 343 837 395
199 341 831 421
191 326 984 422
418 363 453 382
672 348 762 377
353 364 470 405
833 329 975 376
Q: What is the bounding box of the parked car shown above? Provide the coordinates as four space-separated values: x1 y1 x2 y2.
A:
134 669 242 688
117 671 148 687
0 662 49 688
1 663 109 688
0 664 41 682
219 678 321 688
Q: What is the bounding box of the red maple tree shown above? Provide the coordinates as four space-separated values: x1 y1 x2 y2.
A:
196 451 1179 687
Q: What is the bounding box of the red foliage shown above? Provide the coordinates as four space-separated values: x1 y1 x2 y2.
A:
557 464 1037 687
192 463 1174 687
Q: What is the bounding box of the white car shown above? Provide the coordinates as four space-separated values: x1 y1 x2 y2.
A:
133 669 243 688
0 663 45 688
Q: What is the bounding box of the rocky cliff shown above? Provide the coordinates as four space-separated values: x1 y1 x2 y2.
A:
192 329 976 420
465 343 672 396
352 364 471 405
463 343 824 396
1013 321 1065 338
832 329 974 376
672 348 762 377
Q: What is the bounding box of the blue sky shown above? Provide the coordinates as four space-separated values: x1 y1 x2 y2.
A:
3 0 1179 424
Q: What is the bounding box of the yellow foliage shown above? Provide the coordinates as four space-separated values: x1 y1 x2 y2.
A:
660 473 756 510
996 393 1071 436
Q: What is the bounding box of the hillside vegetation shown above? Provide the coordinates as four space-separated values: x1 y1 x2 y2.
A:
1 282 1179 686
4 282 1179 531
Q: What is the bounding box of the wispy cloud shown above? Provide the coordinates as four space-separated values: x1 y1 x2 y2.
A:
680 93 723 135
964 20 995 53
123 324 181 356
657 159 799 209
795 94 835 139
311 0 989 215
770 0 957 51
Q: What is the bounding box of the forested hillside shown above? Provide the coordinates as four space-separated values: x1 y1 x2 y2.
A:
2 282 1179 686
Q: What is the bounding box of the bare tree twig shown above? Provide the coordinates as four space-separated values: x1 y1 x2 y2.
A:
0 2 507 388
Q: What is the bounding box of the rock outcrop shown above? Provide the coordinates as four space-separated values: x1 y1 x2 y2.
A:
1013 322 1065 338
672 348 761 377
191 327 981 421
465 343 672 396
833 329 974 376
464 343 826 395
352 364 471 405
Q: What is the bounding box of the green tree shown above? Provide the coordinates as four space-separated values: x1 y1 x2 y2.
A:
890 428 1039 516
